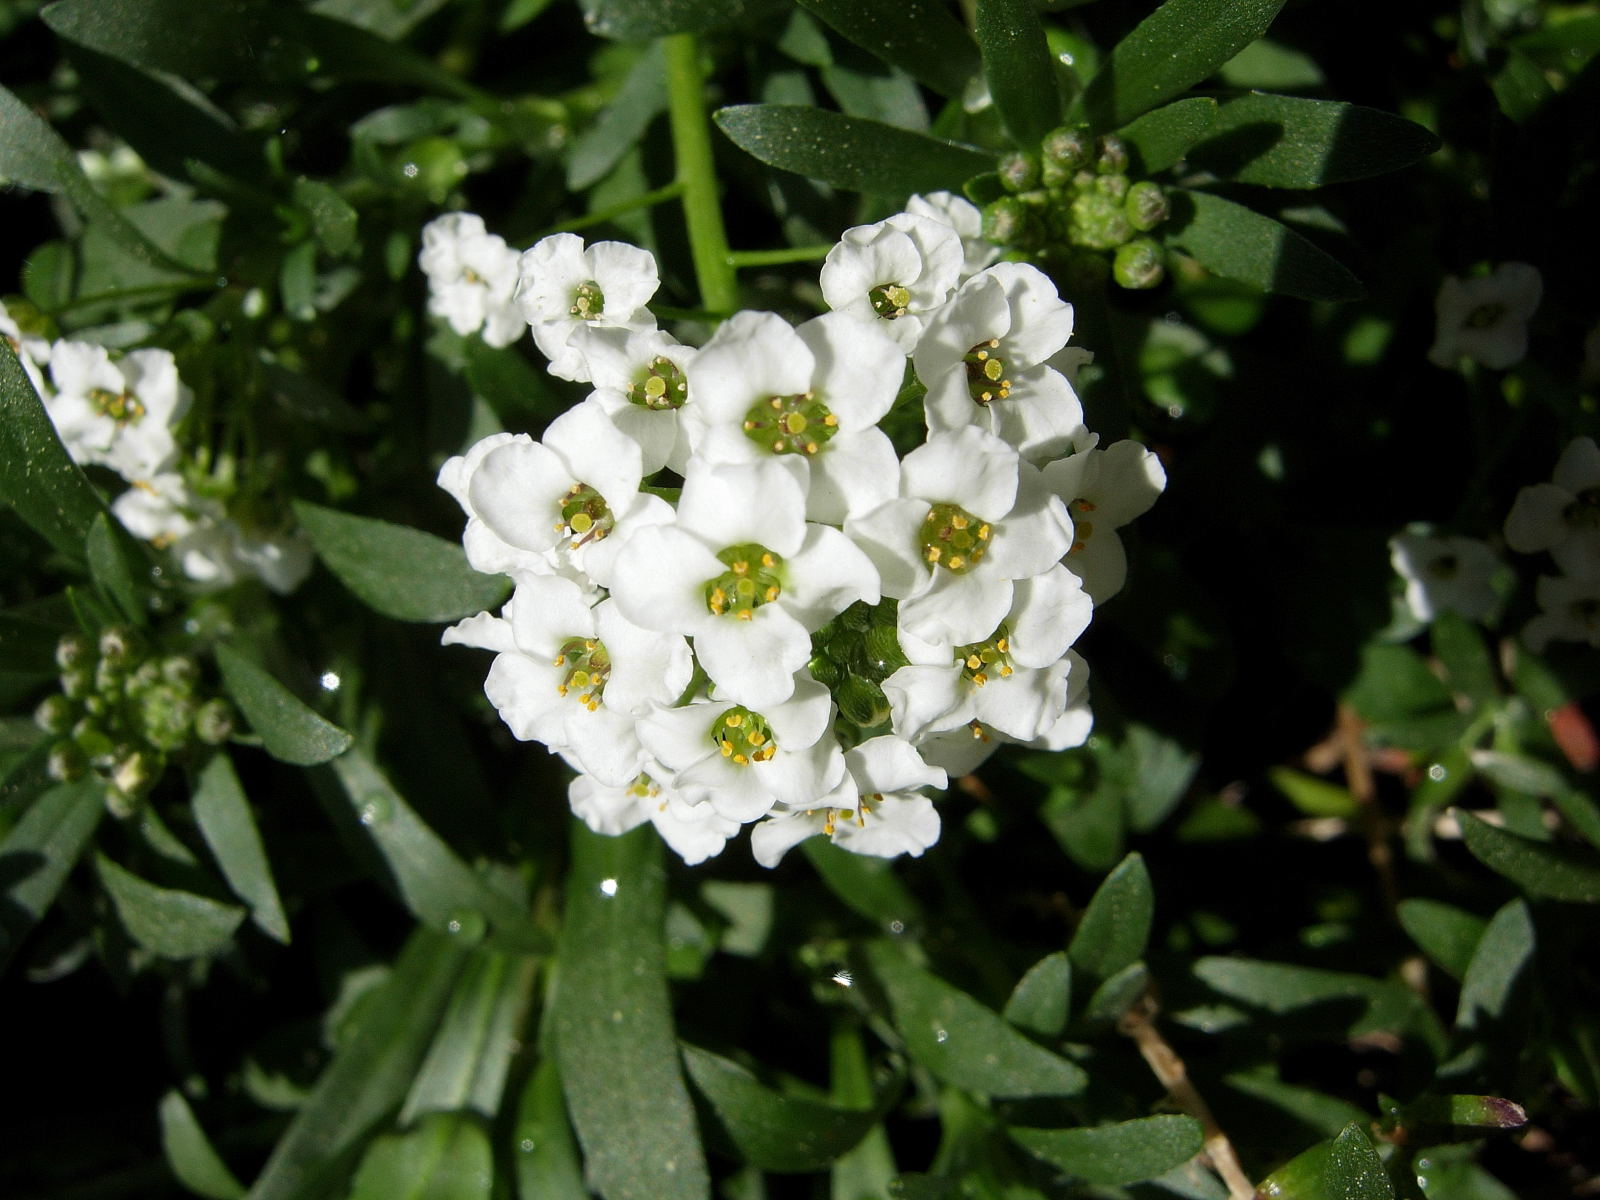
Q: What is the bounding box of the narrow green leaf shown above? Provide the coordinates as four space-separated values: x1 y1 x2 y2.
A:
975 0 1061 146
347 1112 492 1200
1224 1070 1370 1137
0 777 103 974
1192 957 1429 1041
1004 950 1072 1038
797 0 979 98
1068 852 1154 983
802 838 922 932
1073 0 1288 131
567 44 669 191
292 501 510 623
1457 811 1600 902
1117 97 1219 175
1396 898 1487 982
95 853 246 959
250 930 471 1200
1010 1115 1204 1185
579 0 777 40
865 941 1087 1098
1324 1122 1394 1199
192 752 290 943
552 825 710 1200
1471 751 1569 799
1491 50 1554 123
1083 960 1150 1023
0 339 107 563
715 105 995 196
1393 1093 1527 1132
402 950 537 1122
1168 190 1364 301
86 513 148 628
292 178 359 257
1456 900 1535 1030
1269 767 1359 819
216 644 354 766
158 1090 247 1200
1428 612 1497 705
512 1057 588 1200
681 1043 880 1171
1188 93 1439 188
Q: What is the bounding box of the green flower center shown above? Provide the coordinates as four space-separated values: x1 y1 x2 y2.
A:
627 355 688 411
89 386 146 424
710 706 777 766
954 624 1015 688
569 280 605 320
964 340 1010 405
918 502 992 574
557 482 613 547
869 283 912 319
1566 487 1600 531
553 636 610 710
742 391 839 456
1466 302 1506 330
705 543 784 619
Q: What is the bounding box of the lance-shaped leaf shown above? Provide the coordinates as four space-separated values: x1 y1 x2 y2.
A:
567 43 669 191
1188 93 1440 188
401 950 537 1122
192 752 290 943
579 0 777 40
216 645 353 766
1068 852 1154 985
86 513 149 628
798 0 978 99
0 778 103 974
1010 1115 1204 1186
95 854 247 959
292 501 510 623
552 825 710 1200
715 105 995 196
1396 898 1486 982
1167 189 1364 301
976 0 1061 146
347 1112 492 1200
1324 1123 1394 1199
158 1090 246 1200
1118 97 1219 174
1457 811 1600 902
1005 951 1072 1038
0 340 107 564
512 1057 587 1200
1456 900 1534 1031
1072 0 1288 131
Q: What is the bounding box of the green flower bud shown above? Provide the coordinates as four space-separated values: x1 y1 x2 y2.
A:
56 633 92 671
997 151 1041 194
1096 135 1129 175
160 656 200 689
1094 173 1129 201
1068 191 1133 250
60 666 94 701
105 785 142 821
98 625 138 667
1113 238 1166 289
808 654 845 690
982 196 1033 247
111 747 160 801
1125 181 1169 231
840 602 874 633
864 623 909 675
35 694 76 735
47 740 87 782
193 698 238 746
1041 125 1092 173
141 684 198 753
836 675 890 728
1040 156 1075 191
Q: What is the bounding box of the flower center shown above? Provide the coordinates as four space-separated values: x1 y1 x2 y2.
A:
742 391 838 456
918 502 992 574
705 543 784 620
1566 487 1600 531
553 636 611 710
556 482 613 547
964 340 1011 405
1466 302 1506 330
627 773 663 806
569 280 605 320
710 706 777 766
954 624 1015 688
627 355 688 411
1427 554 1460 580
869 282 911 319
89 386 146 425
1069 498 1095 554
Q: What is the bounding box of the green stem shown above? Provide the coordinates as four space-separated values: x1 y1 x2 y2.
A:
664 33 737 317
727 245 834 268
548 182 685 235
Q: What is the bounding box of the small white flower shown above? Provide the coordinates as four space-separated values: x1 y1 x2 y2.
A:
569 771 739 866
1041 436 1167 604
1027 650 1093 751
46 341 190 480
516 233 658 381
905 192 998 281
568 324 698 473
1389 530 1502 623
418 212 526 347
820 213 964 352
230 523 314 594
1427 261 1541 370
1504 437 1600 577
1523 574 1600 653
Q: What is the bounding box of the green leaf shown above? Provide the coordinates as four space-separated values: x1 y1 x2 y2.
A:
552 825 710 1200
1457 811 1600 902
1004 950 1072 1038
325 749 539 947
1396 898 1487 982
1268 767 1359 819
579 0 777 40
192 752 290 943
715 105 995 196
1082 960 1150 1023
865 940 1087 1098
463 339 564 423
249 930 471 1200
402 950 537 1122
1431 613 1498 706
0 339 107 563
216 645 354 766
1118 97 1219 174
975 0 1061 146
292 501 510 623
0 778 103 974
1324 1122 1394 1199
1167 189 1364 301
681 1043 880 1171
1187 93 1439 188
567 44 669 191
292 178 359 257
95 853 246 959
1491 50 1554 123
1072 0 1288 131
1068 852 1154 984
512 1057 587 1200
797 0 979 99
1191 957 1428 1040
347 1112 492 1200
1471 751 1569 799
1343 642 1453 724
86 513 148 628
158 1090 247 1200
802 838 923 932
1455 900 1535 1030
1010 1115 1204 1185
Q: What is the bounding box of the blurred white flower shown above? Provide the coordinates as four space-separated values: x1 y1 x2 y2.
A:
46 341 190 480
1389 530 1502 622
1524 574 1600 653
1504 436 1600 577
418 212 525 347
1427 261 1541 370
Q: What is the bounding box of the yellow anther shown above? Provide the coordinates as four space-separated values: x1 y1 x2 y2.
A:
731 560 748 575
925 545 942 563
977 524 991 540
951 513 969 530
947 555 965 570
972 672 987 687
996 638 1008 652
764 585 779 602
772 441 784 453
720 741 734 758
737 609 753 621
823 413 838 427
733 753 748 765
584 639 596 650
725 712 744 727
805 441 818 454
999 665 1014 677
746 729 765 746
1075 499 1096 512
760 553 775 567
966 654 981 669
553 654 566 666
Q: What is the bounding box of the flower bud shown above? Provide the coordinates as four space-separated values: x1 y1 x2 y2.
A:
59 665 94 701
836 676 890 728
1094 173 1129 201
1096 135 1129 175
997 151 1042 194
1068 191 1132 250
1125 181 1169 232
111 747 159 803
35 693 76 735
160 655 200 689
56 633 91 671
47 740 87 782
142 685 198 752
98 625 138 667
1042 125 1092 173
981 196 1033 247
193 698 238 745
864 623 909 674
1113 238 1166 290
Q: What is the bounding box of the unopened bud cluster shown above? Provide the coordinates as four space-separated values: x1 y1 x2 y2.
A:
36 627 235 815
984 125 1169 290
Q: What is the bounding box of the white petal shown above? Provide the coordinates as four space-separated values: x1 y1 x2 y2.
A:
783 524 881 630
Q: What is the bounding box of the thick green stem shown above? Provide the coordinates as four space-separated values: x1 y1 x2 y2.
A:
664 33 737 317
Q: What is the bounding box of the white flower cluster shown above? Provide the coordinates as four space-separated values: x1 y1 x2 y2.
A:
1506 437 1600 652
4 301 310 593
433 196 1166 867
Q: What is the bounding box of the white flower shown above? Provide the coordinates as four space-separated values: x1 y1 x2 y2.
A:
683 310 905 524
749 734 945 867
46 341 190 480
1027 650 1093 750
516 233 658 381
1389 531 1502 623
230 524 314 595
569 771 740 866
112 474 309 593
418 212 526 347
1041 436 1167 604
609 458 879 708
1504 437 1600 577
1523 574 1600 653
568 324 698 473
905 191 998 281
914 263 1085 462
820 213 963 351
1427 261 1541 370
846 426 1074 649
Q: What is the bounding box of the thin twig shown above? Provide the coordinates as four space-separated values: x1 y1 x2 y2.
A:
1335 703 1400 914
